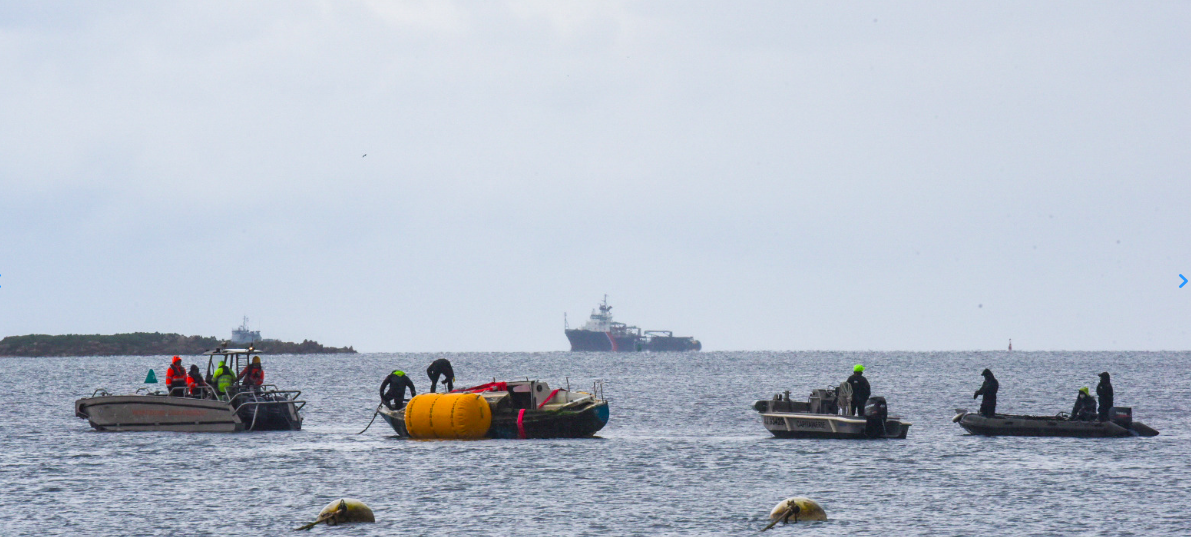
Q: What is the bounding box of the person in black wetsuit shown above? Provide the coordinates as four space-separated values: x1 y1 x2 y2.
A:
973 369 998 417
1070 387 1097 421
379 370 416 410
846 364 871 416
1096 372 1114 422
426 358 455 393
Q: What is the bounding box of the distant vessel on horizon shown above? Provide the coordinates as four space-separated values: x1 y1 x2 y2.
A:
231 316 262 345
565 296 701 352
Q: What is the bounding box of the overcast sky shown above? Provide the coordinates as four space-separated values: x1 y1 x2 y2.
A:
1 2 1188 352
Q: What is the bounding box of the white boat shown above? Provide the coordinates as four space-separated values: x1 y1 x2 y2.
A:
753 387 911 439
75 348 304 432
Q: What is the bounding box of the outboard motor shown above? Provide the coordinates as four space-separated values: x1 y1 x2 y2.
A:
864 396 888 438
1109 407 1132 429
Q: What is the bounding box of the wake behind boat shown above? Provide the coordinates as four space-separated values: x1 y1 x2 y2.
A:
75 348 304 432
379 379 609 439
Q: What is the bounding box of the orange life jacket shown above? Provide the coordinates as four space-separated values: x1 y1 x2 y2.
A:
166 363 187 388
240 364 264 386
187 373 205 396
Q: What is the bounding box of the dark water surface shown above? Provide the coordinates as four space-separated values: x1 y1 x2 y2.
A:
2 351 1188 536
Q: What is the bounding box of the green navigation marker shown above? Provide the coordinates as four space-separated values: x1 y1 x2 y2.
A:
145 369 158 383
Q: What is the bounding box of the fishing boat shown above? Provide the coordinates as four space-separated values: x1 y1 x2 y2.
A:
378 379 609 439
953 407 1158 437
753 387 911 439
74 348 305 432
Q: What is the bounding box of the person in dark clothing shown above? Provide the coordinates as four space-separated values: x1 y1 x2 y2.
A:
1096 372 1114 422
186 364 208 398
379 370 417 410
973 369 998 417
1070 387 1097 421
846 364 871 416
426 358 455 393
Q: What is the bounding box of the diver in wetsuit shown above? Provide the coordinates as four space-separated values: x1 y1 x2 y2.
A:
973 369 998 417
379 370 417 410
1096 372 1114 422
846 365 871 416
1070 387 1097 421
426 358 455 393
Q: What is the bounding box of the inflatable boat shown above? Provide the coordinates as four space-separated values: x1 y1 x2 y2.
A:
953 407 1158 437
379 379 609 440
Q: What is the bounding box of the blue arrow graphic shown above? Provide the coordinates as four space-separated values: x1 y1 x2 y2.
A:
1181 274 1187 288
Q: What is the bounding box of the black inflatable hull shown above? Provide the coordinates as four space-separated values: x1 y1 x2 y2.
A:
957 413 1158 437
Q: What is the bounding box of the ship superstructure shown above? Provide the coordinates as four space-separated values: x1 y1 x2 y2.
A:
231 316 262 345
564 297 700 352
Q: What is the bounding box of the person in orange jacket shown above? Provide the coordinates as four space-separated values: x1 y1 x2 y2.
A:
165 356 187 396
186 364 208 398
238 356 265 388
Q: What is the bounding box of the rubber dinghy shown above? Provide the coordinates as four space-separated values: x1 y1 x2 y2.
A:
379 379 609 440
954 407 1158 437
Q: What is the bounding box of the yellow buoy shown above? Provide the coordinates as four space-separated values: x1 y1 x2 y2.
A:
761 497 826 531
404 393 492 440
294 498 374 530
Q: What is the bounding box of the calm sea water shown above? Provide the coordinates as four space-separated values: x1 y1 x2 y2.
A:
1 351 1188 536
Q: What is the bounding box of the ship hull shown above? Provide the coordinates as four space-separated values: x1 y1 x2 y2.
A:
565 329 639 352
565 329 700 352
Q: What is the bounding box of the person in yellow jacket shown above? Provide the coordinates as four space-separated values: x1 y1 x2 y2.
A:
213 360 237 397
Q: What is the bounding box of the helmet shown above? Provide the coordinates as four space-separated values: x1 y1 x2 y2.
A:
1079 387 1090 395
393 370 405 376
252 356 261 365
853 364 864 373
172 356 181 363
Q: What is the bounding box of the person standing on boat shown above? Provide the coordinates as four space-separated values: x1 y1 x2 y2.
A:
380 370 417 409
186 364 208 398
213 360 237 397
238 356 265 389
1070 387 1097 421
165 356 187 396
1096 372 1114 422
846 365 870 416
426 358 455 393
973 369 998 417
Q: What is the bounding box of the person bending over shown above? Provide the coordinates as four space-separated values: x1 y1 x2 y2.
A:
380 370 417 410
426 358 455 393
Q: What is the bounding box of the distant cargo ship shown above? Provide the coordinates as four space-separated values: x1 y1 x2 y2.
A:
565 297 701 352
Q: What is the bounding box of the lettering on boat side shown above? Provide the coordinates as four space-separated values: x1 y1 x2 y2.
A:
130 409 207 417
793 420 828 429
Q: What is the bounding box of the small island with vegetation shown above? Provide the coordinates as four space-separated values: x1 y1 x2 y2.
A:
0 332 357 357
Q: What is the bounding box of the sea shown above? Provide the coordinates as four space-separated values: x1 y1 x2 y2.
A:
1 351 1188 536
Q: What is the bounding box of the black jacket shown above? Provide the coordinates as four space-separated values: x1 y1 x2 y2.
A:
1097 375 1113 412
380 373 416 401
426 358 454 379
1071 393 1097 420
846 373 871 403
974 374 998 401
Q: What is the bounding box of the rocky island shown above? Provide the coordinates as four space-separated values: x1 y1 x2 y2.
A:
0 332 356 357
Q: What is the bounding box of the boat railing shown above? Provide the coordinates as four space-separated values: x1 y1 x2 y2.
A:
91 389 112 397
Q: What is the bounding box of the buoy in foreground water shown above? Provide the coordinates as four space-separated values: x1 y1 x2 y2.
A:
294 499 375 531
761 497 826 531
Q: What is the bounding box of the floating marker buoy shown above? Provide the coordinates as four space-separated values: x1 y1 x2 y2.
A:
294 498 375 531
144 369 158 383
761 497 826 531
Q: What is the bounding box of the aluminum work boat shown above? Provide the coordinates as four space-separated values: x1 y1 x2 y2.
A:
379 379 609 439
75 349 305 432
953 407 1158 437
754 386 911 439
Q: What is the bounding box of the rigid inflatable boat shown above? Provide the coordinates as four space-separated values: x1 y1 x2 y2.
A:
75 349 304 432
954 407 1158 437
379 379 609 439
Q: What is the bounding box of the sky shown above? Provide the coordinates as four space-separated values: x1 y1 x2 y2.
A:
1 2 1189 352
